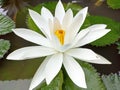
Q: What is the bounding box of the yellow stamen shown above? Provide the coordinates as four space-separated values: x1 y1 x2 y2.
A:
55 30 65 45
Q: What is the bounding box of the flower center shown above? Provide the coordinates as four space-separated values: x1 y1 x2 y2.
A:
55 30 65 45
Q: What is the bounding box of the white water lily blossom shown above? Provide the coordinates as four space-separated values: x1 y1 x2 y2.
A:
7 0 111 90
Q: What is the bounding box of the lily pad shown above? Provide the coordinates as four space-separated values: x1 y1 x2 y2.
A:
0 14 15 35
107 0 120 9
37 70 63 90
0 39 10 59
102 73 120 90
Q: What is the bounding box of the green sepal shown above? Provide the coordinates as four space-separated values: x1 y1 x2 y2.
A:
102 73 120 90
0 14 15 35
0 39 10 59
82 15 120 46
63 60 106 90
36 70 63 90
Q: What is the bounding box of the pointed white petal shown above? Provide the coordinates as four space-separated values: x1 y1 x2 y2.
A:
87 54 111 64
74 7 88 25
12 28 52 47
87 24 107 30
66 48 111 64
48 19 54 40
62 9 73 30
29 9 50 38
55 0 65 24
75 29 110 47
62 9 73 44
63 55 87 88
53 17 61 31
29 56 50 90
51 18 62 49
49 19 53 32
69 7 88 41
41 7 53 22
45 53 63 84
66 48 100 61
72 28 90 47
7 46 57 60
51 34 61 51
75 24 107 43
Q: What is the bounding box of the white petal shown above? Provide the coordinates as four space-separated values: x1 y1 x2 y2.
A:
69 7 88 41
51 34 61 51
29 9 50 38
66 48 100 61
41 7 53 22
75 29 110 47
74 7 88 25
72 28 90 47
87 54 111 64
45 53 63 84
73 24 107 47
87 24 107 30
49 19 53 32
58 44 72 52
51 18 62 49
48 19 54 40
63 54 87 88
62 9 73 44
66 48 111 64
62 9 73 30
7 46 57 60
29 56 50 90
53 17 61 31
12 28 52 47
55 0 65 24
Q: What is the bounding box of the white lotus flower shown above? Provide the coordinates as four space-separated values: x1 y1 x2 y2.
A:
7 0 111 90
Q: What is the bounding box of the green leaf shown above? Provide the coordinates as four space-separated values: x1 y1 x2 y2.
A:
0 39 10 59
0 14 15 35
82 15 120 46
102 73 120 90
63 61 106 90
26 2 82 33
107 0 120 9
36 70 63 90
